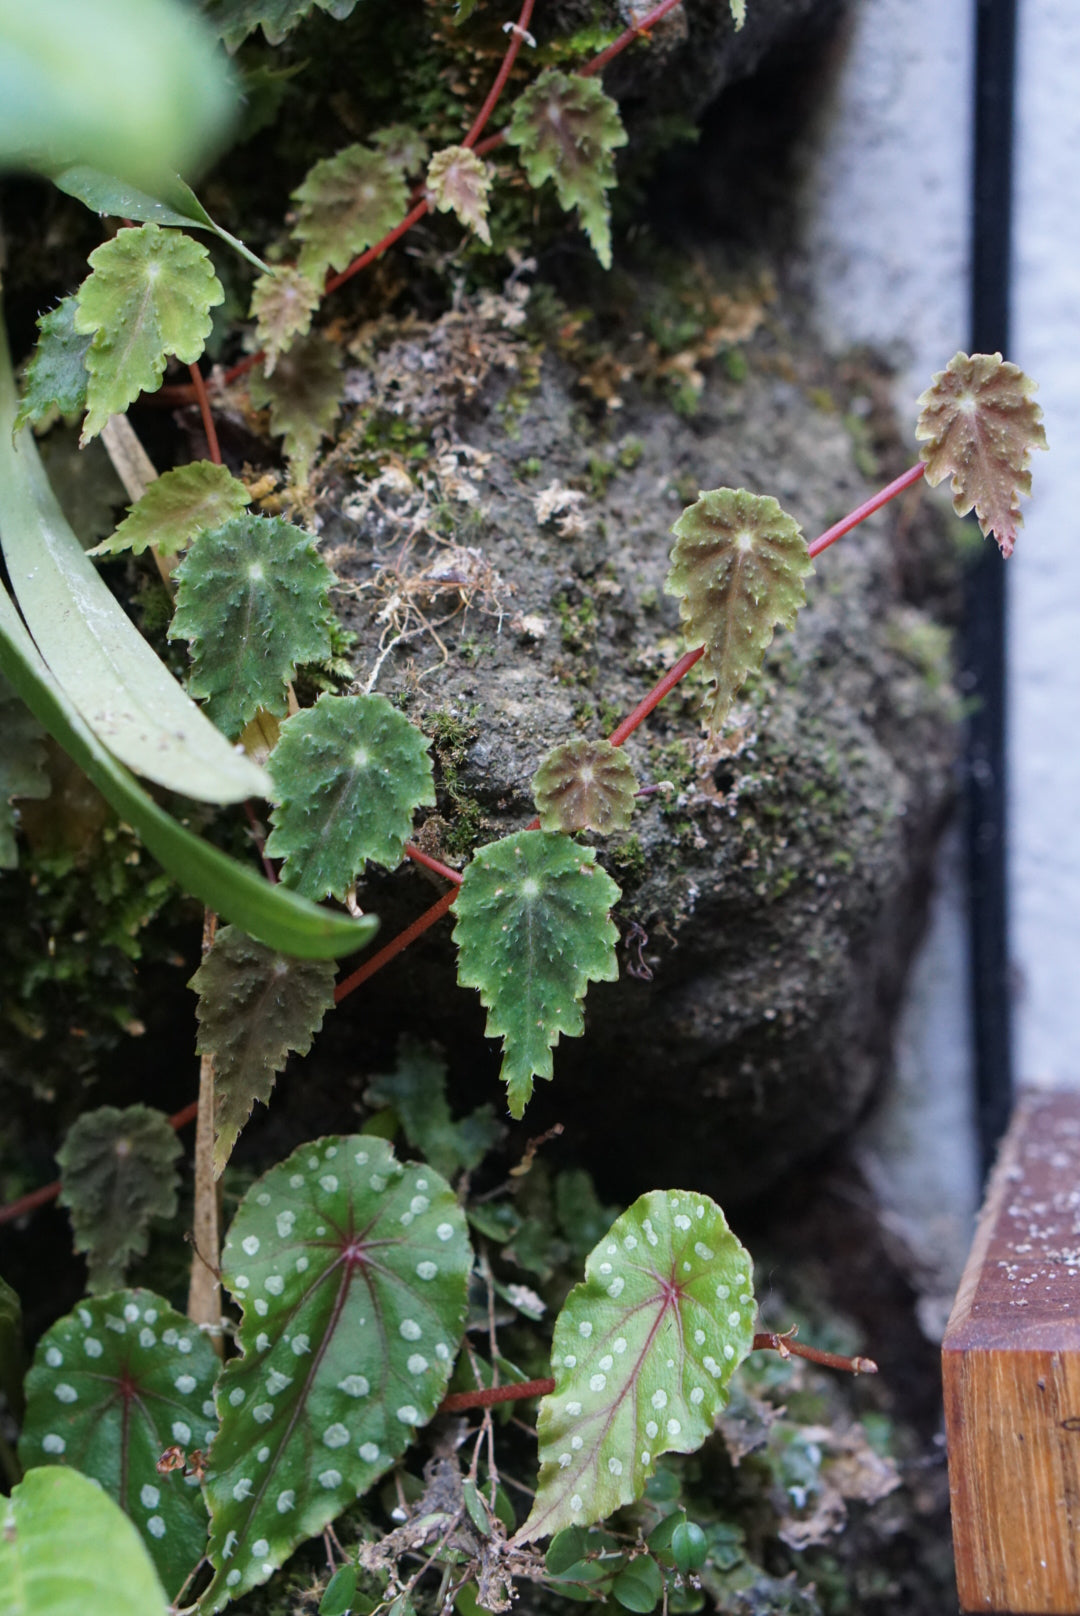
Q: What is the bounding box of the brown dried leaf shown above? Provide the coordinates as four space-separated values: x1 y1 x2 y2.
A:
532 738 637 834
915 351 1047 557
426 145 492 244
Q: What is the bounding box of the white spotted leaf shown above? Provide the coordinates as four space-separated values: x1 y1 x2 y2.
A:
56 1107 182 1295
452 830 620 1119
265 694 436 900
665 487 811 735
17 1288 220 1598
515 1190 755 1542
201 1136 472 1612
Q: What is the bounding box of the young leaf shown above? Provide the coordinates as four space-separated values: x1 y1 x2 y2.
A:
532 739 637 835
56 1106 182 1293
426 146 492 245
18 1289 219 1597
372 125 430 176
505 69 628 269
248 331 343 478
365 1035 500 1179
665 487 811 734
611 1556 663 1613
249 266 321 375
915 351 1047 558
0 1467 169 1616
291 144 409 284
452 830 620 1118
265 693 435 899
202 0 360 50
93 462 252 559
74 223 224 440
190 925 337 1174
200 1136 472 1612
0 672 49 868
13 297 90 432
516 1190 756 1542
170 512 336 739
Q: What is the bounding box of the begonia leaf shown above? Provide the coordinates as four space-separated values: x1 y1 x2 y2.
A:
0 672 49 868
249 266 321 376
372 125 430 176
56 1107 182 1294
291 144 409 284
202 0 359 49
18 1288 219 1596
52 167 268 274
516 1191 755 1541
93 462 251 559
453 830 620 1118
532 739 637 835
248 331 343 478
365 1036 500 1180
426 146 492 244
13 297 90 432
200 1136 471 1611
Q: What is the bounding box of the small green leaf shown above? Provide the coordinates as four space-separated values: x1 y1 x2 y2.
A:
671 1520 708 1574
0 1273 24 1421
516 1190 755 1541
665 487 811 735
250 266 321 376
56 1106 182 1293
612 1556 663 1613
546 1526 589 1576
532 739 637 834
93 461 252 559
202 0 359 50
170 512 336 739
462 1478 492 1537
52 166 268 273
453 830 620 1118
320 1566 359 1616
0 1467 169 1616
426 146 492 244
265 694 435 899
18 1288 219 1597
248 330 343 478
555 1170 620 1263
365 1036 500 1180
506 69 628 269
190 925 337 1174
200 1136 472 1611
730 0 747 28
372 126 429 176
0 672 49 868
292 144 409 284
13 297 90 432
74 224 224 440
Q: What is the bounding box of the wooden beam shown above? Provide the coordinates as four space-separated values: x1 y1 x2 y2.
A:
943 1090 1080 1613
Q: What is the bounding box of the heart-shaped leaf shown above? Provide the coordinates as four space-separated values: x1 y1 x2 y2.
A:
56 1105 182 1293
201 1136 472 1611
18 1288 220 1597
532 739 637 835
516 1190 755 1541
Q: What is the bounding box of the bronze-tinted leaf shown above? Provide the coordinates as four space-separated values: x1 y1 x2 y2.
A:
532 739 636 834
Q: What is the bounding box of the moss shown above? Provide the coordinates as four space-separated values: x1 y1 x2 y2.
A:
423 706 486 858
607 832 646 885
555 592 598 653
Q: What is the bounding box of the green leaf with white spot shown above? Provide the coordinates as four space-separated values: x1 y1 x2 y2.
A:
170 513 336 739
532 739 637 835
13 297 90 432
200 1136 472 1612
73 224 224 440
0 671 49 868
665 487 811 735
202 0 360 50
0 1467 169 1616
92 462 252 559
265 694 435 900
190 925 337 1175
515 1190 755 1542
365 1036 501 1180
452 830 620 1119
291 143 409 284
505 70 627 269
17 1288 219 1598
248 330 343 479
56 1107 182 1294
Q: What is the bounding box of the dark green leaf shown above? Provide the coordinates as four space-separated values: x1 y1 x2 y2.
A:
365 1036 500 1180
13 298 90 431
52 166 268 273
320 1565 358 1616
56 1106 182 1293
0 1273 24 1421
0 671 49 868
546 1525 588 1576
612 1556 663 1612
672 1521 708 1574
462 1479 492 1537
92 461 252 559
555 1170 620 1263
248 330 344 478
202 0 359 50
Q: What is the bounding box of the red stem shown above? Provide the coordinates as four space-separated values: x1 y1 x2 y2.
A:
607 645 706 748
580 0 688 77
404 842 464 887
807 461 925 560
187 362 222 465
334 885 458 1004
462 0 537 149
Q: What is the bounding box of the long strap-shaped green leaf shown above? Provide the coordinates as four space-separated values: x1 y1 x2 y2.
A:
0 581 377 959
0 314 268 805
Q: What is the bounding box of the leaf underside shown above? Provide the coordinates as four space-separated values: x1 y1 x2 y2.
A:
292 144 409 283
56 1106 182 1295
18 1288 220 1596
452 830 621 1118
202 0 359 49
518 1190 756 1541
265 693 435 900
506 69 628 269
201 1135 471 1611
365 1035 501 1180
13 297 90 432
249 266 321 375
170 512 336 739
665 487 811 734
0 672 49 868
532 739 637 834
190 925 337 1175
248 331 344 478
915 351 1047 558
94 462 252 559
426 146 492 244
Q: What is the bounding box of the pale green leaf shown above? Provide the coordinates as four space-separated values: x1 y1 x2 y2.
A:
202 0 359 50
200 1136 472 1611
170 512 336 739
0 1467 169 1616
248 331 343 478
730 0 747 28
505 69 627 269
249 265 321 375
292 144 409 284
0 672 49 868
517 1190 755 1541
93 462 252 559
56 1106 182 1293
365 1035 500 1179
18 1289 219 1597
532 739 637 834
372 125 430 176
265 693 435 899
52 166 268 273
74 223 224 440
665 487 811 734
13 297 90 432
190 925 337 1174
426 146 492 244
453 830 620 1118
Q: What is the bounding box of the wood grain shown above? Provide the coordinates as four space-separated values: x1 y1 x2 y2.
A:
943 1091 1080 1613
